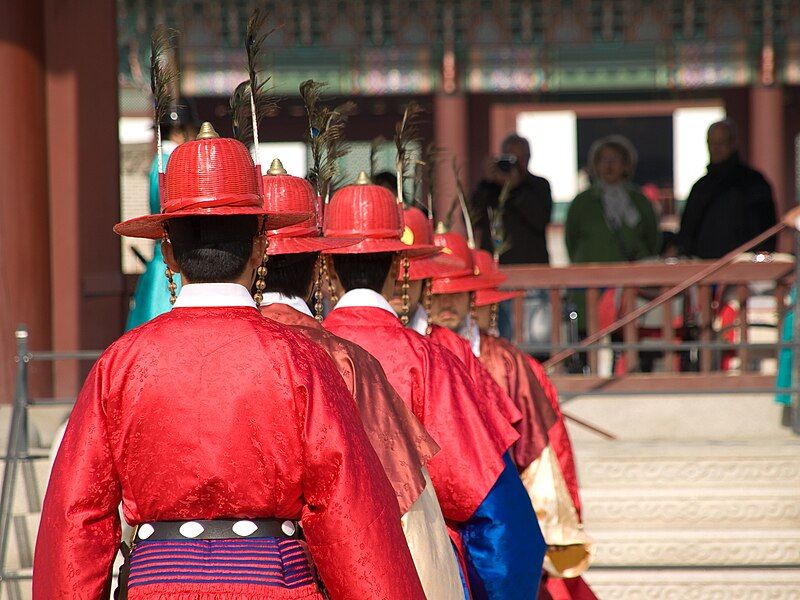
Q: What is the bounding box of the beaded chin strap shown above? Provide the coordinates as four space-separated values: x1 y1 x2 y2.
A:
313 254 325 322
467 292 478 347
489 303 500 337
399 256 411 326
162 232 178 305
422 279 433 335
166 267 178 305
253 235 270 308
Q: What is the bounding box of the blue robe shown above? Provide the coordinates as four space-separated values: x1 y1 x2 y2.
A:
462 453 546 599
125 151 182 331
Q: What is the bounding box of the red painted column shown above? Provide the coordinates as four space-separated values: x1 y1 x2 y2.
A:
0 0 52 399
434 93 469 230
45 0 122 395
749 86 786 223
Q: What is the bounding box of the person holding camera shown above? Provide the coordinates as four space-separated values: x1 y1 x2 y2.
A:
472 133 553 265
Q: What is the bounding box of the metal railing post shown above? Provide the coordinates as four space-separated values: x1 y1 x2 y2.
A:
0 326 31 580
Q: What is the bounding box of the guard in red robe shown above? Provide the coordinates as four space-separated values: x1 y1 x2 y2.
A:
391 207 524 431
470 250 598 600
321 173 546 599
257 159 465 599
34 126 425 600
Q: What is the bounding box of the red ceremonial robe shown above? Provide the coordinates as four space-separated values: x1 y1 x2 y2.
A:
476 333 558 470
34 303 424 600
525 356 582 517
324 303 518 522
260 301 438 514
426 324 523 429
480 333 597 600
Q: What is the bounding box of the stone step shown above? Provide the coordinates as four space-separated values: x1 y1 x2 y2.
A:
563 393 791 442
583 567 800 599
582 486 800 530
574 440 800 490
590 528 800 568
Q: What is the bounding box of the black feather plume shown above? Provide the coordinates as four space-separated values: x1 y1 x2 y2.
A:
320 101 356 200
230 80 252 143
300 80 327 196
299 81 354 200
239 8 277 155
394 102 424 204
370 136 385 178
150 26 179 173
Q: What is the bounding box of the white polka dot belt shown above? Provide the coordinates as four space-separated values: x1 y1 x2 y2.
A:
133 518 301 542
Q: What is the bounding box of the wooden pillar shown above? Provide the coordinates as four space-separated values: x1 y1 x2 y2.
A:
0 0 52 399
749 86 787 248
434 93 469 230
45 0 122 394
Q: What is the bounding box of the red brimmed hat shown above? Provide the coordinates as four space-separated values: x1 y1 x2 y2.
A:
472 249 523 306
430 228 506 294
323 172 437 257
398 207 466 280
114 123 309 239
262 159 360 255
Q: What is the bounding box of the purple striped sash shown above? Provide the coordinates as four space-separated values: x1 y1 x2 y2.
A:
128 537 316 589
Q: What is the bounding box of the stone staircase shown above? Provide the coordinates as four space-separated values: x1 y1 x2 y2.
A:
568 394 800 599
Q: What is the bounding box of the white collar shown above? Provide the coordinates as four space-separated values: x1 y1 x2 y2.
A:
261 292 314 318
409 305 429 336
173 283 257 309
409 304 480 355
333 289 398 317
459 315 482 357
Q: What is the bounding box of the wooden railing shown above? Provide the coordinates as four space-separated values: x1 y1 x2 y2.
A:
500 256 795 396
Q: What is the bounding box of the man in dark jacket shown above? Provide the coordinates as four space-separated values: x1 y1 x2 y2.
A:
676 120 777 259
472 134 552 264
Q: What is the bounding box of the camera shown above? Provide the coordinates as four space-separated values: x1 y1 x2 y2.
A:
495 154 518 173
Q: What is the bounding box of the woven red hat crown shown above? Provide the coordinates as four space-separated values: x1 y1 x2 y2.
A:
402 207 434 245
325 180 402 238
430 228 505 294
433 230 475 279
470 248 523 306
472 248 501 277
262 161 320 238
324 173 436 256
262 159 361 255
161 136 261 213
114 123 308 238
400 207 466 280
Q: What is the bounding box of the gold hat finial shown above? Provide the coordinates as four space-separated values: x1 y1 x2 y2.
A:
267 158 287 175
355 171 371 185
435 221 449 234
196 122 219 140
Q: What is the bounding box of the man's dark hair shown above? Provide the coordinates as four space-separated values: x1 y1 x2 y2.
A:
167 215 258 283
264 252 318 299
372 171 397 192
331 252 394 293
708 119 739 144
501 133 530 154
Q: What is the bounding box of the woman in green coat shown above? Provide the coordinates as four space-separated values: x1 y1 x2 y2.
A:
566 136 659 264
565 136 660 335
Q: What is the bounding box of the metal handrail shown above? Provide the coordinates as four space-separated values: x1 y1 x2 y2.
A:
0 328 30 582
